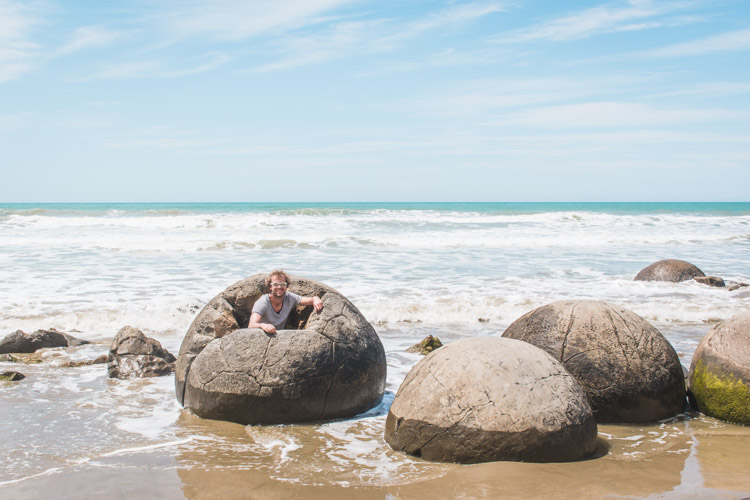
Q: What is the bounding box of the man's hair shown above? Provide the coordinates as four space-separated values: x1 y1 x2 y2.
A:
266 269 290 289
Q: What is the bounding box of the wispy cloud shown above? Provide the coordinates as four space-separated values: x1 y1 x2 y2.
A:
640 28 750 57
492 0 701 43
159 0 357 42
161 51 231 77
88 60 160 80
499 101 737 128
0 0 43 83
58 25 130 55
249 1 505 72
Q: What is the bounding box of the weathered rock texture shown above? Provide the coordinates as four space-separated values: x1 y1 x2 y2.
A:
503 300 686 423
108 326 176 379
406 335 443 355
688 312 750 424
385 337 597 464
0 329 89 354
175 274 386 425
634 259 705 282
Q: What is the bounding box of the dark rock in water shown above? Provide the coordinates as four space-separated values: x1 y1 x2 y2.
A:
59 355 108 368
634 259 705 282
688 311 750 425
176 274 387 425
0 328 90 354
108 326 176 379
727 282 749 292
0 371 25 381
694 276 725 287
385 337 597 464
503 300 686 423
406 335 443 355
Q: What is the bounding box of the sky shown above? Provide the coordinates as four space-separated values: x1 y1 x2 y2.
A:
1 0 749 202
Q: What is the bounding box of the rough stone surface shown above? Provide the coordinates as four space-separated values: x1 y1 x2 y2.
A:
634 259 705 282
0 329 90 354
688 312 750 424
406 335 443 355
175 274 387 425
503 300 686 423
108 326 176 379
694 276 725 287
0 371 25 381
385 337 597 464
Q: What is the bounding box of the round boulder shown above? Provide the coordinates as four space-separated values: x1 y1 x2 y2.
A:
175 274 386 425
688 312 750 424
503 300 686 423
634 259 705 282
385 337 597 463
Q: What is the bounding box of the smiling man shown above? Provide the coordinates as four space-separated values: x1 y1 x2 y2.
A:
247 269 324 334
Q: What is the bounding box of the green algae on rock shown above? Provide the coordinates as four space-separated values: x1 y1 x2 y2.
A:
689 311 750 425
406 335 443 355
690 360 750 424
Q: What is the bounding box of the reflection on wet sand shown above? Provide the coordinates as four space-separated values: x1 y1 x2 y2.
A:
173 410 747 499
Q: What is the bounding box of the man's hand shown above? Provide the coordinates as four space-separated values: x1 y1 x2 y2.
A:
312 296 323 311
260 323 276 334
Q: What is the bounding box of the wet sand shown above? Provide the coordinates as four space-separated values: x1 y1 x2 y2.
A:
3 410 749 499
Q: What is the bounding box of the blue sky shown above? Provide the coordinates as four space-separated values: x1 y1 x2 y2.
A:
1 0 749 202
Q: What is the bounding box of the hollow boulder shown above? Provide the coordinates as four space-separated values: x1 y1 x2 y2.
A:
385 336 597 464
175 274 386 425
502 300 686 423
0 328 89 354
634 259 705 282
688 312 750 424
107 326 176 379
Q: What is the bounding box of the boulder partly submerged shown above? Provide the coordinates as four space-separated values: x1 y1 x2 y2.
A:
0 329 90 354
688 312 750 425
108 326 176 379
503 300 686 423
175 274 387 425
385 336 597 464
406 335 443 355
634 259 705 282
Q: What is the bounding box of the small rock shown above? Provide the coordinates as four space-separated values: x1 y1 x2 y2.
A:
0 328 90 354
694 276 725 287
406 335 443 355
727 282 749 291
59 355 108 368
108 327 176 379
0 353 43 364
0 371 25 381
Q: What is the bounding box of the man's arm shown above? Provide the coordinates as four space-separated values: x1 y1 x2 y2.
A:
248 312 276 333
299 296 323 311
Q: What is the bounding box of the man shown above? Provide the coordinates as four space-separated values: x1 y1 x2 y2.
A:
247 269 324 334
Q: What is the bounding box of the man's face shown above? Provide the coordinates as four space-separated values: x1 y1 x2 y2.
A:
269 275 288 297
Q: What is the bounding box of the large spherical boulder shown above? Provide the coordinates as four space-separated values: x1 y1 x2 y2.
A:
502 300 686 423
175 274 386 425
634 259 705 282
385 337 597 464
688 312 750 424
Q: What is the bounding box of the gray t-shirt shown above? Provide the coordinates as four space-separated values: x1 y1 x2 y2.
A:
251 292 302 330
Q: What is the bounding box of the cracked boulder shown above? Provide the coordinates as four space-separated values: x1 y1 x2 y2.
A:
108 326 176 379
175 274 386 425
688 311 750 424
503 300 686 423
634 259 705 282
385 336 597 464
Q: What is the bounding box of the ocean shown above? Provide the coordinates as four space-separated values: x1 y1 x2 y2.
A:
1 202 749 498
